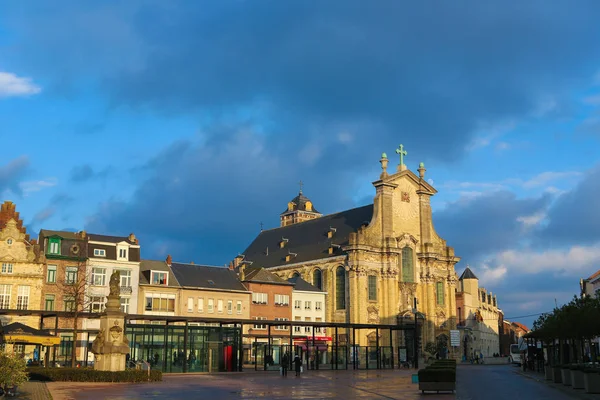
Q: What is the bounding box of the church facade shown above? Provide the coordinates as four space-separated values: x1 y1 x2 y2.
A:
239 148 460 353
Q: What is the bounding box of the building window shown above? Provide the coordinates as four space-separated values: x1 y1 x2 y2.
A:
65 267 78 285
49 238 60 255
144 295 175 312
120 298 130 313
236 300 242 314
45 294 55 311
6 238 13 245
294 316 301 332
274 317 288 330
16 285 30 310
47 265 57 283
252 292 268 304
335 266 346 310
118 270 132 287
0 285 11 308
93 248 106 257
253 317 267 330
401 246 414 282
91 267 106 286
292 272 300 279
436 282 445 305
90 296 105 313
64 296 76 312
217 299 224 313
304 317 312 333
59 334 73 357
151 271 168 285
294 300 301 309
1 263 13 274
315 301 322 311
313 269 323 290
304 301 312 310
275 294 289 306
198 298 204 313
188 298 194 312
118 248 128 260
368 275 377 301
208 299 214 313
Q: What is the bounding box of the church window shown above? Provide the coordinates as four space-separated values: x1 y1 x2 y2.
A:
291 271 300 279
368 275 377 301
335 266 346 310
313 269 323 290
401 247 414 282
436 282 445 305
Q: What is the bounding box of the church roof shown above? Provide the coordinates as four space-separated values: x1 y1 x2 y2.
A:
459 267 478 280
242 204 374 268
281 192 320 214
288 276 322 292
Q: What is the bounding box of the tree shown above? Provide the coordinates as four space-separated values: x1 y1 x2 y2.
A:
56 240 91 368
0 349 28 392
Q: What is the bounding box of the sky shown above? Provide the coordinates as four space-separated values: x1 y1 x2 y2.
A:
1 1 600 329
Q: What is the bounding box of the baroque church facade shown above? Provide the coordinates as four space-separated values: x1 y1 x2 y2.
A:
239 148 461 352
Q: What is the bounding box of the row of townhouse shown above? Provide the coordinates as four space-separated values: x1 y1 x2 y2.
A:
0 202 326 364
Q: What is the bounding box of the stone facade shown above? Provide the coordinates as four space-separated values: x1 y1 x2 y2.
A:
0 201 45 359
241 154 461 352
455 267 501 358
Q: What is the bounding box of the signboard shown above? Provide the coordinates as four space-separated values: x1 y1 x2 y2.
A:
450 330 460 347
399 348 407 362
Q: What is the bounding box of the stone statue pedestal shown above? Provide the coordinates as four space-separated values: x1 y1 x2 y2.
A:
91 270 129 372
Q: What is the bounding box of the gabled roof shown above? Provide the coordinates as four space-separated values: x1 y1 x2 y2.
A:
88 233 137 245
243 267 294 285
139 260 180 287
288 276 322 292
170 262 248 292
459 267 478 280
242 204 374 268
0 201 30 241
587 269 600 282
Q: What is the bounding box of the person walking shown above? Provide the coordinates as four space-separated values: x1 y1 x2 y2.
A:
281 353 289 377
293 354 302 377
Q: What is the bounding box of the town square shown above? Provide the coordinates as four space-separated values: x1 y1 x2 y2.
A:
1 1 600 399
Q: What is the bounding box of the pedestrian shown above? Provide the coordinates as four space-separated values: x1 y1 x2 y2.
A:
281 353 289 377
293 354 302 376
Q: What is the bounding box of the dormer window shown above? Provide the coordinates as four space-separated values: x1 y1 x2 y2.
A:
285 252 297 262
280 237 289 248
287 202 295 211
48 238 60 255
151 271 168 285
118 248 128 260
94 249 106 257
305 201 313 211
327 227 337 238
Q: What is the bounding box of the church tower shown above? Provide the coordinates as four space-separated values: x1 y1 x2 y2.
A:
279 181 322 227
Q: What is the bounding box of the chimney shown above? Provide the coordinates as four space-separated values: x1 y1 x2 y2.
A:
190 261 194 265
79 230 87 239
239 264 246 281
128 233 138 244
228 262 234 271
166 254 172 266
233 254 244 268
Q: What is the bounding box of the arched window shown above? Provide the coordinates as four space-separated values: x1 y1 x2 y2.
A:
312 269 323 290
335 266 346 310
291 271 300 279
401 246 414 282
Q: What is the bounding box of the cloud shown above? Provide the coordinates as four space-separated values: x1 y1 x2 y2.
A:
495 244 600 275
19 177 58 195
521 171 582 189
4 2 600 162
0 71 41 98
0 156 31 197
537 164 600 246
69 164 112 183
516 212 546 228
29 193 74 226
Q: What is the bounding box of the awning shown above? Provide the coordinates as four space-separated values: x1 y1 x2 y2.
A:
1 322 60 346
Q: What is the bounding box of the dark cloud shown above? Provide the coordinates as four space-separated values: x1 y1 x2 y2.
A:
69 164 112 183
434 191 552 264
0 156 30 197
4 2 600 164
536 165 600 246
29 193 75 227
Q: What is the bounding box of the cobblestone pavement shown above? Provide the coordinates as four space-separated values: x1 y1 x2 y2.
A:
47 369 453 400
15 381 53 400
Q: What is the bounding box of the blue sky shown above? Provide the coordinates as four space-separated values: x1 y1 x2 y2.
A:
2 1 600 328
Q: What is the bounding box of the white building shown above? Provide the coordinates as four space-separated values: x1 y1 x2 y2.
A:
581 269 600 298
287 276 327 347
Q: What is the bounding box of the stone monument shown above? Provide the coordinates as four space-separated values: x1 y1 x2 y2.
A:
90 270 130 371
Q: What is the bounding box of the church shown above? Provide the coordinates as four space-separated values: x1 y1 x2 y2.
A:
238 146 461 353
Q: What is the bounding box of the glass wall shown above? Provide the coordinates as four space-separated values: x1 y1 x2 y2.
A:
126 323 241 373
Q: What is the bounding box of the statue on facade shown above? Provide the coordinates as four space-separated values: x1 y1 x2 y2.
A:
91 329 105 354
